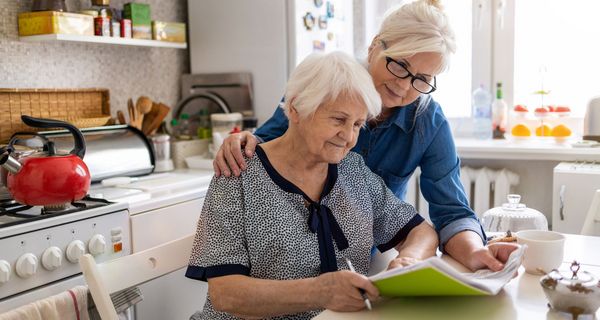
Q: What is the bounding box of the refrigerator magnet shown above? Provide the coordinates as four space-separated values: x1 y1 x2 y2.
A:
303 12 315 30
313 40 325 51
318 15 328 29
326 2 335 18
314 0 324 8
327 32 334 41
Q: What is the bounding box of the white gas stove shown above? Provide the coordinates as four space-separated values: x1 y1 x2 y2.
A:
0 197 131 312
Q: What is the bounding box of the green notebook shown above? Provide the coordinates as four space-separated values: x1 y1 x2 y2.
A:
369 245 525 297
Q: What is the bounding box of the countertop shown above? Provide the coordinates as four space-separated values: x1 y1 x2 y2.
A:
89 169 214 215
455 138 600 161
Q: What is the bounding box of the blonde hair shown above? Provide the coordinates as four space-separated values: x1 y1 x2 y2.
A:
282 51 381 120
377 0 456 74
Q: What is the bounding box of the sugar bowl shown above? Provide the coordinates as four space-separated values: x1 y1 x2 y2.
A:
540 261 600 317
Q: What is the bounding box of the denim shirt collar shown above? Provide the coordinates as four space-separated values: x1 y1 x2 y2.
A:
379 99 419 133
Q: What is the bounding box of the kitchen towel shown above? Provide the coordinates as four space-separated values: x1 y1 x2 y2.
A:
0 285 90 320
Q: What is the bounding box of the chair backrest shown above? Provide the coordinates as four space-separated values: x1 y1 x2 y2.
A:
581 189 600 236
79 234 195 320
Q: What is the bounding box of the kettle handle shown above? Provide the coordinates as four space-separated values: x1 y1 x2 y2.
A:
21 115 86 159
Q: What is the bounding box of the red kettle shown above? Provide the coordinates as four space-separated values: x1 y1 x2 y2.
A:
0 116 91 206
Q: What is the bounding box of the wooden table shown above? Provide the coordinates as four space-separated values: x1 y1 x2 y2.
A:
315 234 600 320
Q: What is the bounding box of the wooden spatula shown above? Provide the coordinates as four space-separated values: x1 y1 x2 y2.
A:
144 103 171 135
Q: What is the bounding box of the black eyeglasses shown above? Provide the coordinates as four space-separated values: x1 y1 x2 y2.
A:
385 57 437 94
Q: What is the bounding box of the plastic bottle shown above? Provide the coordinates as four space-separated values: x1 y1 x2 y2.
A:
170 118 180 138
178 113 192 140
472 84 493 139
196 110 212 139
492 82 508 139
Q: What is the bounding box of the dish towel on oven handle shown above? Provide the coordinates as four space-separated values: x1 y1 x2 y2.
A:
0 285 89 320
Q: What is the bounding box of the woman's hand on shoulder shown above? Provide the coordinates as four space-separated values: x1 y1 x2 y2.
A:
316 270 379 312
213 131 259 177
387 256 420 270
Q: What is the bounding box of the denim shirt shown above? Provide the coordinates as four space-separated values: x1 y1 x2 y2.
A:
254 97 486 250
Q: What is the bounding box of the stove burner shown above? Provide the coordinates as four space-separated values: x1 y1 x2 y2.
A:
42 203 68 213
0 196 113 228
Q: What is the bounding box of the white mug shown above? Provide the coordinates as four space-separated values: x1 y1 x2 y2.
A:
516 230 565 275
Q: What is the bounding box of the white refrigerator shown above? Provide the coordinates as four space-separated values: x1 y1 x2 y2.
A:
187 0 354 124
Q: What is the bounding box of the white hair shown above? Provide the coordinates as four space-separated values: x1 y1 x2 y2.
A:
282 51 381 120
378 0 456 74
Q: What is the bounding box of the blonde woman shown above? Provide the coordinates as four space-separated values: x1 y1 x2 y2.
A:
186 52 438 319
213 0 519 272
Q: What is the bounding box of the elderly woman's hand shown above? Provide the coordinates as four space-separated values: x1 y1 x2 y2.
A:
316 270 379 312
213 131 259 177
387 256 421 270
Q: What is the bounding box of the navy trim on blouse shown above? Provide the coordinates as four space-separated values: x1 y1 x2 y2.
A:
255 145 338 199
376 214 425 252
185 264 250 282
255 145 348 274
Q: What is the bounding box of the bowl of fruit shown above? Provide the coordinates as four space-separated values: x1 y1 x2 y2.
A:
513 104 529 118
554 105 571 117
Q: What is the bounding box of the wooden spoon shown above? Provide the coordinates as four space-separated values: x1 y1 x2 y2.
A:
117 110 126 125
127 98 139 129
136 96 153 127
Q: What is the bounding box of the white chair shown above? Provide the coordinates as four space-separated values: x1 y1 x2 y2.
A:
79 235 195 320
581 189 600 236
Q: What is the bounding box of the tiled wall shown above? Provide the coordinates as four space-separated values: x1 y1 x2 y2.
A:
0 0 188 120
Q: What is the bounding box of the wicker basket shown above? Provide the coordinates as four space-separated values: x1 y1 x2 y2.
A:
0 88 111 143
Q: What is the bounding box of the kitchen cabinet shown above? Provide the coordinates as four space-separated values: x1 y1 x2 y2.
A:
20 34 187 49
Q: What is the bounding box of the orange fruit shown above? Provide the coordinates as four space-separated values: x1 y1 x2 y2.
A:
511 124 531 137
535 124 552 136
551 124 571 137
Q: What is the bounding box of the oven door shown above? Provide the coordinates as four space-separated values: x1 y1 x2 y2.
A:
130 197 208 320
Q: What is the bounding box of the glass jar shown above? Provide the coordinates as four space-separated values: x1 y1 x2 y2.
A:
210 113 242 150
481 194 548 232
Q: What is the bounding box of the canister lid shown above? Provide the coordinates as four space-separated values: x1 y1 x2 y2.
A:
210 112 242 121
91 0 110 5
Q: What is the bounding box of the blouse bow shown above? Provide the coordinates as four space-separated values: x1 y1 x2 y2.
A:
307 202 349 273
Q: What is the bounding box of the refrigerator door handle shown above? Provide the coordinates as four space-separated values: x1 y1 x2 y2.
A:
559 184 566 221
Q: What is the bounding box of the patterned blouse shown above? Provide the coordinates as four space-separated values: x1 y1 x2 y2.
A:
186 146 424 319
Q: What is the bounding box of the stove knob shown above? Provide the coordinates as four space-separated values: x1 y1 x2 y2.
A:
0 260 10 284
42 246 63 271
66 240 86 263
16 253 38 278
88 234 107 256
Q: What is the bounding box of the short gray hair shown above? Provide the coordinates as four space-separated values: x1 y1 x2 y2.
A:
282 51 381 120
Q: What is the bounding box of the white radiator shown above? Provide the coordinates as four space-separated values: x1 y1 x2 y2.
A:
405 167 520 221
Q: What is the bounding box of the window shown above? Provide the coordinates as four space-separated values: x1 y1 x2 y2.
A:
431 1 473 118
512 0 600 117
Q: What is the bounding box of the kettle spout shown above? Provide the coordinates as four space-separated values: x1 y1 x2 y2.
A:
0 150 21 174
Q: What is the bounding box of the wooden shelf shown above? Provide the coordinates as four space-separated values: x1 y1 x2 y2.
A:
19 34 187 49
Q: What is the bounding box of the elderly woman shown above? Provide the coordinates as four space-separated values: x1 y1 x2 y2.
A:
185 52 438 319
213 0 519 272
